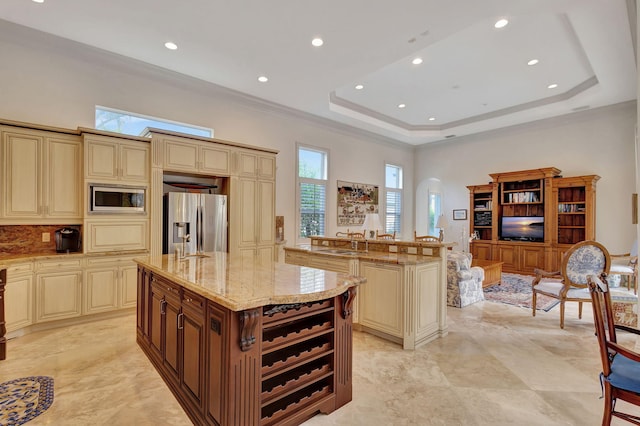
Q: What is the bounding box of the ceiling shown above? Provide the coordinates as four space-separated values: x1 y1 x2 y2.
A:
1 0 636 145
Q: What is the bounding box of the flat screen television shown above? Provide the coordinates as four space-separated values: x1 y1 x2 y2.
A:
500 216 544 241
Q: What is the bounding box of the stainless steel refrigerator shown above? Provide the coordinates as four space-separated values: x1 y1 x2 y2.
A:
163 192 228 255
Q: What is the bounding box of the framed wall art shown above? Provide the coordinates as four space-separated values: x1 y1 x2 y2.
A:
337 180 379 226
453 209 467 220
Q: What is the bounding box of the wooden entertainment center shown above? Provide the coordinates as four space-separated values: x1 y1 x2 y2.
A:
468 167 599 275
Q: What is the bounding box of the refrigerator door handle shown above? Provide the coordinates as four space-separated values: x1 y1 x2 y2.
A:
196 205 203 254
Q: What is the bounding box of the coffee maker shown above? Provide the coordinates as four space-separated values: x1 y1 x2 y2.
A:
55 228 81 253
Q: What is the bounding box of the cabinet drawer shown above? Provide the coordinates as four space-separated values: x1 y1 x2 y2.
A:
85 256 136 268
182 289 205 313
7 262 34 275
151 275 181 300
308 257 350 274
36 258 82 271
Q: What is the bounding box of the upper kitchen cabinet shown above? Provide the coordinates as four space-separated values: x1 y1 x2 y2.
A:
162 137 230 175
83 133 150 184
1 126 82 224
236 149 276 179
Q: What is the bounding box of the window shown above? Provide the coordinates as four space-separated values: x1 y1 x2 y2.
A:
385 164 403 234
95 106 212 138
428 191 442 235
297 146 328 239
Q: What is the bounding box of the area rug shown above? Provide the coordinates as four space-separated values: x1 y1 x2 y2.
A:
484 273 559 311
0 376 54 425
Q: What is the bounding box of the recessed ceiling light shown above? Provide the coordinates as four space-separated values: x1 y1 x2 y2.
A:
164 42 178 50
412 57 423 65
494 19 509 29
527 59 539 66
355 84 364 90
258 76 269 83
32 0 44 3
428 117 435 121
398 104 406 109
311 37 324 47
547 83 558 89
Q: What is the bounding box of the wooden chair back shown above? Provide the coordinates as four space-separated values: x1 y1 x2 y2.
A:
414 231 439 242
587 273 640 424
376 230 395 240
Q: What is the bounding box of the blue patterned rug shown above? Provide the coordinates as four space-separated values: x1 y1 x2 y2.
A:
484 273 560 311
0 376 54 425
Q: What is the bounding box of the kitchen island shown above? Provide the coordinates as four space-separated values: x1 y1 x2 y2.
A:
135 252 364 426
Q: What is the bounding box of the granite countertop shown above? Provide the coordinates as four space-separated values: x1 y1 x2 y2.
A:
285 245 441 265
135 252 366 312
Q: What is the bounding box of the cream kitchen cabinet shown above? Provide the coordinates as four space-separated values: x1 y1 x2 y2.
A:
229 176 275 258
163 137 230 175
84 135 150 183
84 255 139 314
85 219 149 253
236 150 276 179
358 260 442 350
35 258 83 323
1 127 82 223
5 262 34 333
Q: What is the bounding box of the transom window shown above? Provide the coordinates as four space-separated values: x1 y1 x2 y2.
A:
95 106 212 138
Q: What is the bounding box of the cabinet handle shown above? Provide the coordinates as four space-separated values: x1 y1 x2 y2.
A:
177 312 184 330
184 297 192 303
160 299 166 315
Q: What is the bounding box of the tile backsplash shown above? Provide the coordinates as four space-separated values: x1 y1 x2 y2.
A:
0 225 82 255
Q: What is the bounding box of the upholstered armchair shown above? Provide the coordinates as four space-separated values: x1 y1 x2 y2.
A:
446 251 485 308
609 240 638 294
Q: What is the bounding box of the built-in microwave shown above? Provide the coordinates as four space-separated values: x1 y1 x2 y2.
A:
89 184 146 214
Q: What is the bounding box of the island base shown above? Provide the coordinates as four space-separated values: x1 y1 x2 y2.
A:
136 266 356 425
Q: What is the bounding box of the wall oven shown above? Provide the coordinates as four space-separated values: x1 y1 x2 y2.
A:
89 184 146 214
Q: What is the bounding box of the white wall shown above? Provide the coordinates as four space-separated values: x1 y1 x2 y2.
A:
415 101 637 253
0 21 414 244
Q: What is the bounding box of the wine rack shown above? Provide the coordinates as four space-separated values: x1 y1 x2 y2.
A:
260 300 336 426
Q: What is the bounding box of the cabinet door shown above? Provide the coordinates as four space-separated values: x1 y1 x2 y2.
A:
238 178 257 246
258 155 276 180
86 139 118 180
164 139 198 172
415 263 440 339
470 242 492 261
200 145 230 174
120 265 138 308
257 180 275 246
149 286 164 360
5 273 33 333
36 271 82 322
3 131 42 218
497 245 518 272
358 262 403 337
85 268 119 314
47 136 82 218
164 296 181 383
181 307 205 409
86 220 148 252
520 246 545 273
120 142 149 182
237 151 257 177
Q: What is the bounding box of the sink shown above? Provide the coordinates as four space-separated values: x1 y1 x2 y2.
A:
317 249 360 255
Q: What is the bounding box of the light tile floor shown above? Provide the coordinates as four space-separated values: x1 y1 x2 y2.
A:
2 299 639 425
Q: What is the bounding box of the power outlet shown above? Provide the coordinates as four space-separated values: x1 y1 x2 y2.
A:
42 232 50 242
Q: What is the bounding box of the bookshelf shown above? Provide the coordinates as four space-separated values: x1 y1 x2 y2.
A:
468 167 599 274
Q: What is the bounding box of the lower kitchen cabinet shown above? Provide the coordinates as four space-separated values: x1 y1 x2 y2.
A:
35 270 82 322
5 263 34 333
84 255 139 314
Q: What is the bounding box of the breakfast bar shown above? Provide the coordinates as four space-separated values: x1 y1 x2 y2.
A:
135 252 364 426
